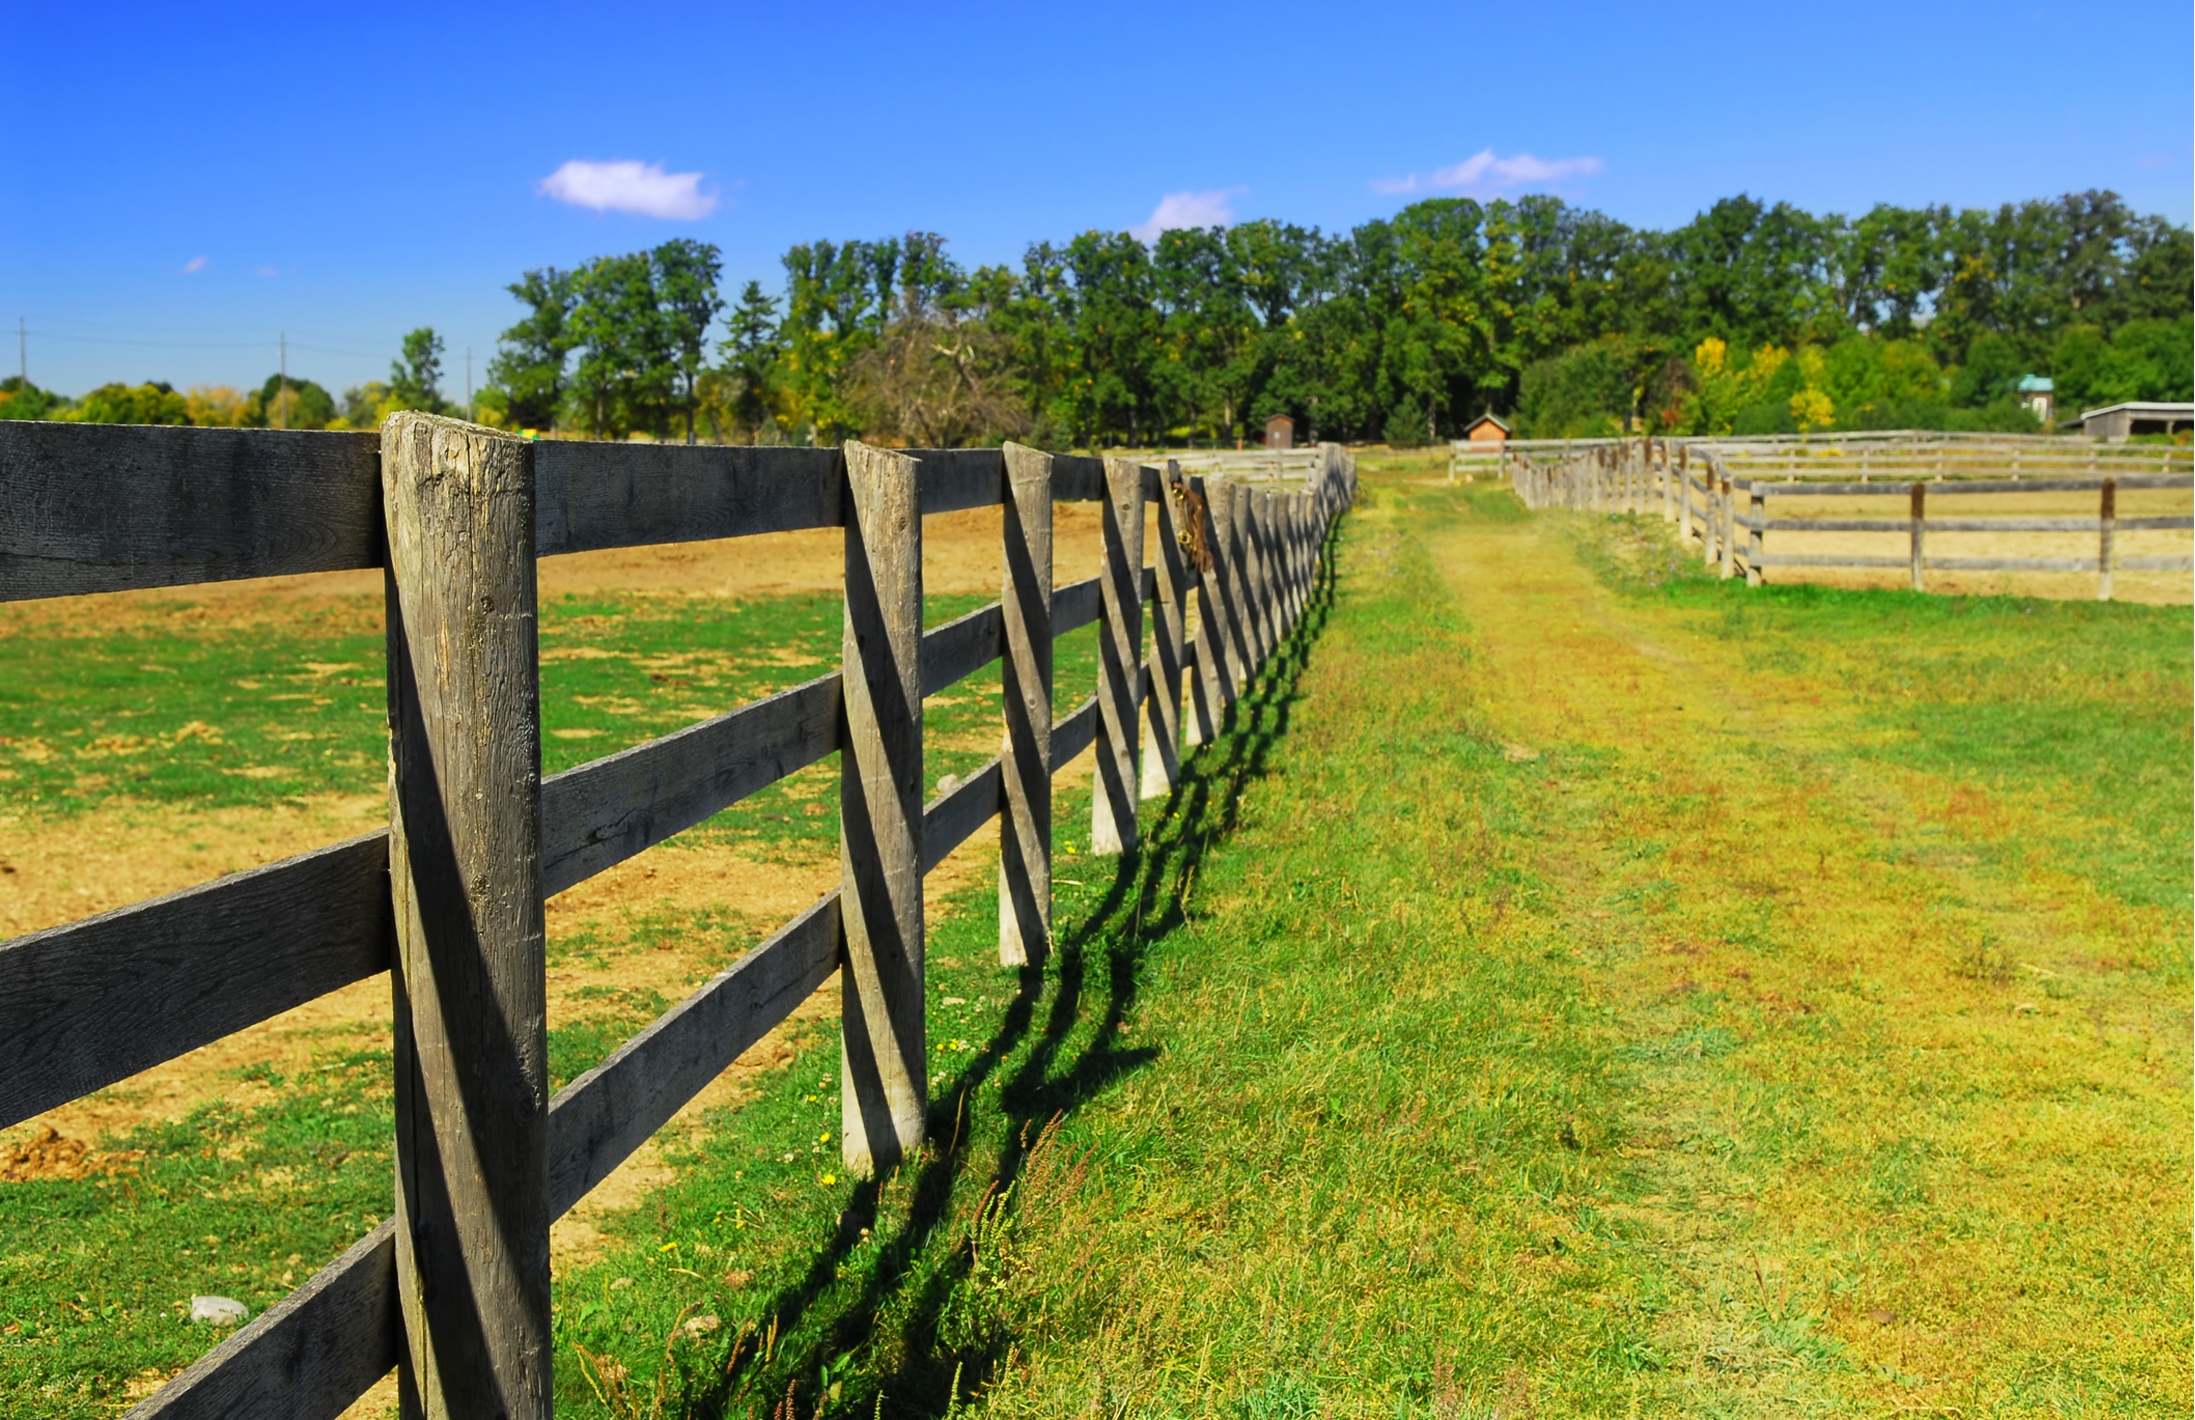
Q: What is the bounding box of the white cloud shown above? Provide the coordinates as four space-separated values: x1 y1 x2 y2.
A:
1371 149 1603 197
181 256 208 274
1131 187 1247 242
256 266 278 277
540 159 717 220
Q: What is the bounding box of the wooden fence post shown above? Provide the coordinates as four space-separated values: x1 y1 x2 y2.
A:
2097 477 2116 601
999 443 1052 966
1908 481 1925 593
1719 474 1736 580
1226 483 1266 678
840 442 925 1173
1244 490 1275 660
1091 456 1145 855
382 412 551 1420
1281 491 1299 623
1186 472 1235 737
1747 484 1765 587
1679 446 1692 547
1211 482 1256 694
1142 462 1187 801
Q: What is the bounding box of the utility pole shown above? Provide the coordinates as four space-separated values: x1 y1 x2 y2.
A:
277 332 288 430
16 317 24 387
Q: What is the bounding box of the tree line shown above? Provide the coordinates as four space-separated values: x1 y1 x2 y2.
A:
5 190 2186 443
481 188 2195 444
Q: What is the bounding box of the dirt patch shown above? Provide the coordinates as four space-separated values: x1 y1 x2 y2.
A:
0 1124 142 1182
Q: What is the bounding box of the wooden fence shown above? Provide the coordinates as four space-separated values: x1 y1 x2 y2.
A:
1513 434 2193 598
0 415 1355 1420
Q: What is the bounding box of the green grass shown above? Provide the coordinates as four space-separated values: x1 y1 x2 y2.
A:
4 474 2187 1418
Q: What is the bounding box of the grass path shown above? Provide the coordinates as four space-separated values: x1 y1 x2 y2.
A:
959 474 2189 1416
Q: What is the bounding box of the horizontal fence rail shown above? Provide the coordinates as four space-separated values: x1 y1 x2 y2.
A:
1511 434 2192 598
0 417 1354 1420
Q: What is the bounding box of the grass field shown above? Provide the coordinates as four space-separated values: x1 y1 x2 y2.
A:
2 460 2188 1417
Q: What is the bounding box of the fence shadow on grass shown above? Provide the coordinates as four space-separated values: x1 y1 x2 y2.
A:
684 519 1348 1418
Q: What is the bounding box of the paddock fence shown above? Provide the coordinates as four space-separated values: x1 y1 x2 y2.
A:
1511 431 2193 597
0 415 1355 1420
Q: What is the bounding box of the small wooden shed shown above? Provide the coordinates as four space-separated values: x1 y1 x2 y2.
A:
1264 414 1294 451
1463 412 1511 445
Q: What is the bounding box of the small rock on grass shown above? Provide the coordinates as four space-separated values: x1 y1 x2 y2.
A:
190 1296 248 1326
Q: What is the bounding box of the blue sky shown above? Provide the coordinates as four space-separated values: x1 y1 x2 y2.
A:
4 0 2188 397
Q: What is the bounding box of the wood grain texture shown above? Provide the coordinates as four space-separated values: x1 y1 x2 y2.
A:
540 673 840 897
1141 462 1188 801
1047 453 1107 503
923 758 1004 874
922 602 1004 697
998 443 1052 967
1221 484 1260 691
0 423 380 603
124 1222 400 1420
0 833 392 1131
1246 490 1278 659
533 441 841 556
1051 576 1101 637
1090 457 1145 856
1186 474 1240 712
382 413 551 1420
547 895 839 1216
838 442 926 1175
1053 695 1100 770
903 449 1005 515
1182 638 1215 748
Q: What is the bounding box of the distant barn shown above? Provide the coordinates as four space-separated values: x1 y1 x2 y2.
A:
1265 414 1294 451
1463 412 1510 446
2080 401 2194 441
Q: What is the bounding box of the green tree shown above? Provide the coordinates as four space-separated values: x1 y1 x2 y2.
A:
248 374 337 429
652 239 724 444
488 268 578 431
389 328 447 413
74 382 191 425
712 280 784 442
0 376 64 420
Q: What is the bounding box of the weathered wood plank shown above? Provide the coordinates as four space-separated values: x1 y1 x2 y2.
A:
922 602 1004 697
1053 695 1100 769
1048 453 1107 502
1053 575 1101 636
533 441 842 556
838 442 926 1175
1091 457 1145 855
923 758 1004 874
1142 462 1188 800
382 413 550 1419
540 673 840 897
124 1222 399 1420
0 423 381 602
1186 474 1240 711
904 448 1006 515
0 834 392 1131
1742 474 2190 497
999 443 1052 967
547 895 839 1216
